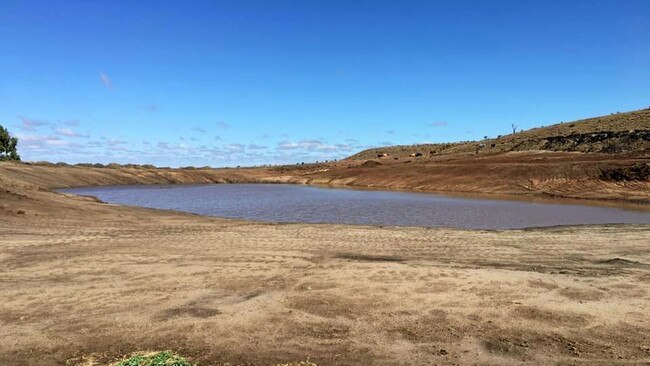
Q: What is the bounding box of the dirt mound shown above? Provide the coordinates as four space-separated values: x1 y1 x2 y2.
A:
597 258 645 266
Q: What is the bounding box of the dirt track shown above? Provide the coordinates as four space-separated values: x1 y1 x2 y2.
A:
0 167 649 365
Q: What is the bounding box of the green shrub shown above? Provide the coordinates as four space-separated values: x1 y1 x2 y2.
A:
115 351 195 366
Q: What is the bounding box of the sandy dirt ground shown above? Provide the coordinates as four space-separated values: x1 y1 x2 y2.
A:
0 173 649 366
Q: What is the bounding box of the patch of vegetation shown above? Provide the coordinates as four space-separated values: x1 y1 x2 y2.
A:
0 124 20 161
71 353 319 366
115 351 195 366
108 352 316 366
600 163 649 182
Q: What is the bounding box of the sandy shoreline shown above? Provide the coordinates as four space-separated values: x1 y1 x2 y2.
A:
1 164 649 365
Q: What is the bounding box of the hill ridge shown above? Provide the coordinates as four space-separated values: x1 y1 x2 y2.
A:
348 108 650 160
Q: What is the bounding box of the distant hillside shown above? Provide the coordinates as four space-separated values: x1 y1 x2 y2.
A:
348 108 650 160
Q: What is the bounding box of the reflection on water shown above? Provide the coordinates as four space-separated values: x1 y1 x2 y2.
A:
59 184 650 230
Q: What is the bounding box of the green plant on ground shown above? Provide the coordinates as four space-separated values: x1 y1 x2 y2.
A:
75 351 316 366
115 351 195 366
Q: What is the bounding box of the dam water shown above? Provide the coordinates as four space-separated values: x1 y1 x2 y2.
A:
59 184 650 230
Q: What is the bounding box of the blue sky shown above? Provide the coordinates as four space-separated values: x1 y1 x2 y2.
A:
1 0 649 167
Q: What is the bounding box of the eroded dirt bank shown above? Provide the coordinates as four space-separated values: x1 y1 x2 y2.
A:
2 149 649 205
1 165 649 365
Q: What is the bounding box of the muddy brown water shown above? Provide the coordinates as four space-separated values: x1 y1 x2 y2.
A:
59 184 650 229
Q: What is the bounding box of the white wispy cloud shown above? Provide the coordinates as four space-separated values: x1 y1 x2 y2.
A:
17 116 50 130
15 133 69 148
102 137 126 147
247 144 268 150
277 139 354 152
13 121 359 167
143 104 159 112
225 143 245 152
99 71 112 89
56 128 89 138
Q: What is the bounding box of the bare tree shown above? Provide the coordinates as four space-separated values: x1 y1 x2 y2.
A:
511 124 517 134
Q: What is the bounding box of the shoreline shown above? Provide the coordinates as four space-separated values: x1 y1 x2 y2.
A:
58 179 650 213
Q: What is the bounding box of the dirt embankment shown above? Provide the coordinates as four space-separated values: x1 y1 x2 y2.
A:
305 153 649 204
0 162 271 189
